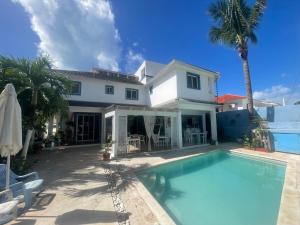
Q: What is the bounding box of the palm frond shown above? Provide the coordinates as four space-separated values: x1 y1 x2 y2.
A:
209 26 236 46
249 0 266 29
209 0 228 23
208 0 266 47
248 32 257 43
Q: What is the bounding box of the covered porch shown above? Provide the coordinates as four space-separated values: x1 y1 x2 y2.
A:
104 106 179 157
104 100 218 157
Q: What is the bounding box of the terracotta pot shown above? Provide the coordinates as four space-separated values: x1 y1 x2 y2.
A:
103 152 111 161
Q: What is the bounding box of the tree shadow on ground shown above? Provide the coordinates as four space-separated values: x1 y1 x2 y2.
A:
8 219 36 225
29 193 56 212
55 209 130 225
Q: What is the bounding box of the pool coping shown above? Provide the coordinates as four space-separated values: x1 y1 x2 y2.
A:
129 148 300 225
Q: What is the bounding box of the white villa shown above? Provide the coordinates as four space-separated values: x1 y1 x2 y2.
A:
52 59 220 157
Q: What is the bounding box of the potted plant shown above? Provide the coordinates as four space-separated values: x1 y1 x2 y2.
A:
242 134 253 149
252 128 269 152
102 142 113 161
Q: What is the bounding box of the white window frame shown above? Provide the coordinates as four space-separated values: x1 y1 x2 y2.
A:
125 88 139 100
71 81 81 95
187 72 201 90
105 85 114 95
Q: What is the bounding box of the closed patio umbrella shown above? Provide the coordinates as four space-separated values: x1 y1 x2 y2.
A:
0 84 22 190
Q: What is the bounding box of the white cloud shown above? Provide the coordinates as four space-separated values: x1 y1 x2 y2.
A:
13 0 121 71
253 85 300 105
125 49 144 74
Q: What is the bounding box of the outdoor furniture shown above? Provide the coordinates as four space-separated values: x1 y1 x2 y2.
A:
189 131 207 145
0 164 44 208
184 128 192 145
158 136 170 148
127 136 141 153
0 190 18 225
138 135 146 148
152 127 170 149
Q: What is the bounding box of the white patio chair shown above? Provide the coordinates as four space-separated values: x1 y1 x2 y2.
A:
139 135 146 150
0 190 18 225
152 128 166 149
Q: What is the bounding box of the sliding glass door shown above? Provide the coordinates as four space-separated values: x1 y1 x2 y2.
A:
74 113 101 144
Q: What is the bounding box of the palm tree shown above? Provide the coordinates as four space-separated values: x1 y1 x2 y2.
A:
208 0 266 114
0 55 72 158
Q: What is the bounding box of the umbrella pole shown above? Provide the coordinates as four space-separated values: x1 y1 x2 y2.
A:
6 155 10 190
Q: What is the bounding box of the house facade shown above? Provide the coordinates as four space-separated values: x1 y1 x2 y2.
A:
53 59 220 157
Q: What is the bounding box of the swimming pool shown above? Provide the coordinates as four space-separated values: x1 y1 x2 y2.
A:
137 151 286 225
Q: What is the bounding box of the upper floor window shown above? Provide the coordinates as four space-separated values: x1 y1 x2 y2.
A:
187 72 201 90
141 67 146 80
71 81 81 95
149 85 153 94
105 85 114 95
126 88 139 100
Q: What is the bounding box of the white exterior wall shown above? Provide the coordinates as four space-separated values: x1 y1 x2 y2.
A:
176 67 216 102
135 60 166 82
149 69 178 107
67 74 149 106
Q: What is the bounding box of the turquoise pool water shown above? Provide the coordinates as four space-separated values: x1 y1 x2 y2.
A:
137 151 286 225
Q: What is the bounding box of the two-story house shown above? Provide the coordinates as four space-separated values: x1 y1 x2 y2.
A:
53 59 220 157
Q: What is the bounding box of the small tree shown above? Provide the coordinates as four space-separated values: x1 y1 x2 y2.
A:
208 0 267 114
0 55 72 158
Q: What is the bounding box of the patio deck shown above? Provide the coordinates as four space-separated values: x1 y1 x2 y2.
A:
8 143 300 225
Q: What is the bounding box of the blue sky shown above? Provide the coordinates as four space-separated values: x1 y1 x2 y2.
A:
1 0 300 104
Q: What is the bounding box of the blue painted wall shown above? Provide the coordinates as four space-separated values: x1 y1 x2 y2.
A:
256 105 300 154
217 110 253 140
217 105 300 154
272 133 300 154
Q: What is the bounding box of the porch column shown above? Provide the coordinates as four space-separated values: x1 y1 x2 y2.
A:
111 111 119 157
210 109 218 144
47 116 54 137
101 112 105 144
170 116 178 148
177 110 183 148
202 113 206 131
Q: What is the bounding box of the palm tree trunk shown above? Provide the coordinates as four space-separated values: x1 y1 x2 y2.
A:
22 88 38 159
31 88 38 106
242 58 254 115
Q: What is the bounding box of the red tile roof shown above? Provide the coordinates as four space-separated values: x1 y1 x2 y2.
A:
216 94 246 104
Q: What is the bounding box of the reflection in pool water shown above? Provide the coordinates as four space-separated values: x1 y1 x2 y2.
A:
137 151 286 225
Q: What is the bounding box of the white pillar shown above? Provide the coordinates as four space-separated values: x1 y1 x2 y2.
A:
210 109 218 144
170 116 177 148
177 111 183 148
202 113 206 132
47 116 54 137
101 112 105 144
111 111 119 157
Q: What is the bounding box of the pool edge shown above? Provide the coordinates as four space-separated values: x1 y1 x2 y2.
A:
131 148 300 225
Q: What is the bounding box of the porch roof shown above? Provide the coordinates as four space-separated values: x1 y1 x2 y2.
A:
152 98 220 111
104 104 178 117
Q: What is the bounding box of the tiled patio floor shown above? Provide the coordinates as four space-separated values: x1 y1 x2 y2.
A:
8 143 300 225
